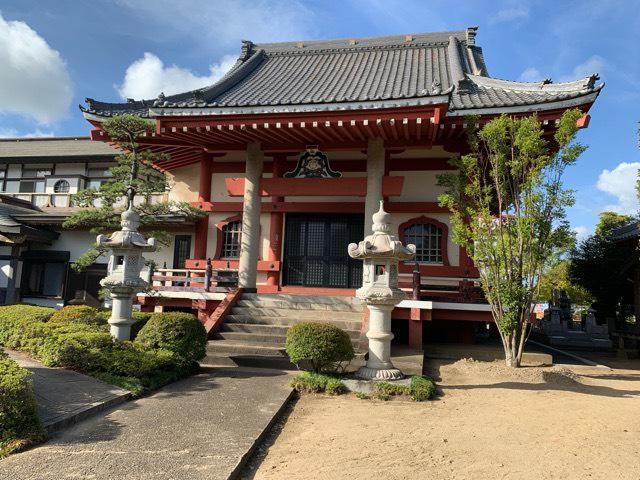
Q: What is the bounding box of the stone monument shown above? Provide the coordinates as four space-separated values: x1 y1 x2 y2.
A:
348 201 415 380
97 205 156 341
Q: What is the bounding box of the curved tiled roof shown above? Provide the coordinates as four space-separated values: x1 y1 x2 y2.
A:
82 27 603 119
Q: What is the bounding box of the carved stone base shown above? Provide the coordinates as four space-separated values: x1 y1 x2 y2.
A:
356 366 404 380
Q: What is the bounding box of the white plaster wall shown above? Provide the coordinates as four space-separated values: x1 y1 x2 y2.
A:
168 165 200 202
34 231 108 263
210 171 243 202
389 170 448 202
54 163 86 175
45 177 82 194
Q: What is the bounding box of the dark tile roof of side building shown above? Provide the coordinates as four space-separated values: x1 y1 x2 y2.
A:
0 137 119 159
81 27 603 119
611 222 640 242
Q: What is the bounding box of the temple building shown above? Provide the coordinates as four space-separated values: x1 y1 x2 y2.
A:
80 27 602 352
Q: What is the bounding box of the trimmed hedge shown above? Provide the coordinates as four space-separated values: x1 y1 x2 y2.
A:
134 312 206 363
49 305 108 326
0 305 199 397
409 375 437 401
290 372 346 395
0 350 43 457
285 322 355 373
130 312 153 340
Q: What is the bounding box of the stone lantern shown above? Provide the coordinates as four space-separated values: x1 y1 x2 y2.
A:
348 201 415 380
97 205 156 341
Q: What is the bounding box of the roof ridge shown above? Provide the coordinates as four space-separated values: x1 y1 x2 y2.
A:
0 136 90 142
468 73 604 92
253 28 474 52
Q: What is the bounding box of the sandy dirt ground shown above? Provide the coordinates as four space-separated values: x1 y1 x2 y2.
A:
244 359 640 480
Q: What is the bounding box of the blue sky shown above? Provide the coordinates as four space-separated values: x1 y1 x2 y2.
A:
0 0 638 236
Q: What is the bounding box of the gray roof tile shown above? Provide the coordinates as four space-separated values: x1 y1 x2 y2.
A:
82 27 603 119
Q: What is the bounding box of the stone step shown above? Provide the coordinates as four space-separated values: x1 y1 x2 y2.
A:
242 293 362 307
206 340 287 358
213 331 287 345
229 306 363 321
235 299 362 312
201 354 296 370
225 314 361 330
221 322 362 339
214 330 363 347
202 341 367 370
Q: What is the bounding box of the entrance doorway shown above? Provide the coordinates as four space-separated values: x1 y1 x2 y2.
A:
283 213 364 288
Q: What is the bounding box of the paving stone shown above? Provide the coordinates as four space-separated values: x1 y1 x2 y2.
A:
1 366 294 480
5 349 130 433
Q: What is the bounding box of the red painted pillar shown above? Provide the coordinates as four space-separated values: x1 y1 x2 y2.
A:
194 152 212 259
266 154 285 289
408 308 423 350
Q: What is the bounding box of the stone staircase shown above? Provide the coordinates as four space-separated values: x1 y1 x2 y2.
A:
203 293 365 368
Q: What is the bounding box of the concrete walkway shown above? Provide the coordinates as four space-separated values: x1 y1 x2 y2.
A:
6 349 130 433
1 366 293 480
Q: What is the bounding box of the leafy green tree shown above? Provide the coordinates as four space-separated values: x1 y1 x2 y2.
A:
438 109 585 367
537 259 592 305
569 223 635 328
594 211 633 236
63 114 204 270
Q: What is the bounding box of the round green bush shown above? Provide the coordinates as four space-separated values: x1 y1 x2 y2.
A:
134 312 206 363
0 351 43 453
129 312 153 340
49 305 106 326
285 322 355 372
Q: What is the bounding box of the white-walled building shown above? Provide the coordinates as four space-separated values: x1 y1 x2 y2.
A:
0 137 194 308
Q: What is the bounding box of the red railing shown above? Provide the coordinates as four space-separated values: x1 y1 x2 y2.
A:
410 262 485 303
150 258 238 293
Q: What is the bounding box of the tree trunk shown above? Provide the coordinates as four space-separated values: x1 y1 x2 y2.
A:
499 330 524 368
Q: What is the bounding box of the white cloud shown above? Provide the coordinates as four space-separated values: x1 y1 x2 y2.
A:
572 225 590 243
0 13 72 123
596 162 640 214
559 55 605 82
115 0 315 46
491 4 529 24
518 67 544 82
116 53 237 100
0 127 55 138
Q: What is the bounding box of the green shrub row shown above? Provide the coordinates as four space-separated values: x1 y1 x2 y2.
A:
0 305 206 397
0 350 43 457
290 372 347 395
372 377 437 401
49 305 108 326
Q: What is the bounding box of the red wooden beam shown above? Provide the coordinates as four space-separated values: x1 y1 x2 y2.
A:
223 176 404 197
194 200 448 213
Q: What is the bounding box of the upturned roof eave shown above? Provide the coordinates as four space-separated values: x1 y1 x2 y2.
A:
446 88 603 117
82 87 602 124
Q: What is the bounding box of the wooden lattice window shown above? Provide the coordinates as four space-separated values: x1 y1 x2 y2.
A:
220 219 242 259
399 216 450 266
